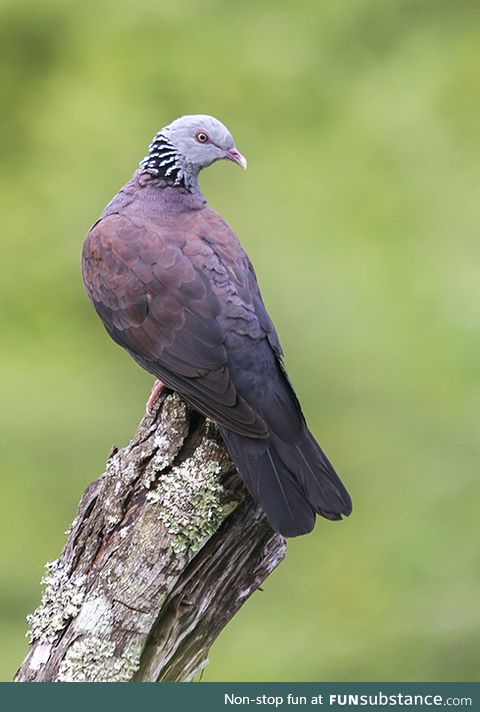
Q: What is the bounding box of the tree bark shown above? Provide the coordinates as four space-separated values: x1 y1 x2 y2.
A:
14 393 285 682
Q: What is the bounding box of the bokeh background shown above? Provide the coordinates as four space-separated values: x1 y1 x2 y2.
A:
1 0 479 682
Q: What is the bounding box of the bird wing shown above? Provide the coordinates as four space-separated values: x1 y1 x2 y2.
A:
82 211 268 437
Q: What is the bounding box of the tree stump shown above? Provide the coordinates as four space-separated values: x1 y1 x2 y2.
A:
15 393 285 682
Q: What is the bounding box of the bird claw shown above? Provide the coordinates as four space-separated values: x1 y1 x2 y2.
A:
146 379 165 416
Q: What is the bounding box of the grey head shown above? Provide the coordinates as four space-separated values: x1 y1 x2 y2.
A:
139 114 247 192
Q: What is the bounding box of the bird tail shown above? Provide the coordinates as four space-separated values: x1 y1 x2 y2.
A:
219 424 352 537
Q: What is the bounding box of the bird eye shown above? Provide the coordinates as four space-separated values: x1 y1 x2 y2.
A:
195 131 209 144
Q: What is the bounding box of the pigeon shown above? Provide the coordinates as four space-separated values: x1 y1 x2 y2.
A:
82 115 352 537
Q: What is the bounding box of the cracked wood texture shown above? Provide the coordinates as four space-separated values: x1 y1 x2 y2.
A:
15 393 286 682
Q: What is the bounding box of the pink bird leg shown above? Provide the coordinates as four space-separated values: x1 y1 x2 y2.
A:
146 379 164 416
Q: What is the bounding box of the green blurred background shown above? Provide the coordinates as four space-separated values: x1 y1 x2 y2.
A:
1 0 479 682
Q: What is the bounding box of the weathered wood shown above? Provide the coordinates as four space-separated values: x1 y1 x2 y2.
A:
15 393 285 682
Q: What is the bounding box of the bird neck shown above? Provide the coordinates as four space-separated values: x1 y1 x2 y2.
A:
139 131 201 193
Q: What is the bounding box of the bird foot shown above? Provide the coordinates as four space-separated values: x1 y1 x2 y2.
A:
146 379 165 416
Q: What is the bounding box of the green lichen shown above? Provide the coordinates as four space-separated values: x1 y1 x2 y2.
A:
147 437 237 554
26 560 86 644
57 637 143 682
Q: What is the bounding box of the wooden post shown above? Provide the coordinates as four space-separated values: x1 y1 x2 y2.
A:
15 394 285 682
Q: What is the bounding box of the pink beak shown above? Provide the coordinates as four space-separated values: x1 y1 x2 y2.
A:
225 147 248 170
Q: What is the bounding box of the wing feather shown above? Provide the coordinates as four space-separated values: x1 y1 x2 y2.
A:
82 213 267 437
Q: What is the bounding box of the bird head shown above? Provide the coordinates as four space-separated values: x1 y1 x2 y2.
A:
139 115 247 191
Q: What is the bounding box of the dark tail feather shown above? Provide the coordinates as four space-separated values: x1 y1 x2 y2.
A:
219 424 351 537
271 427 352 522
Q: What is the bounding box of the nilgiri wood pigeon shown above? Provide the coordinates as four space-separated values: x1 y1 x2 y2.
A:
82 115 352 536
